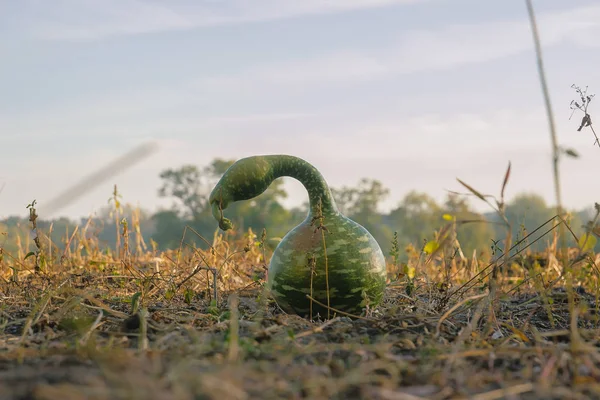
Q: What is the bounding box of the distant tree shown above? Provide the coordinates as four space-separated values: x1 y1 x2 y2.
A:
443 193 495 257
89 204 154 252
150 210 188 250
158 165 204 220
332 179 389 216
331 186 358 216
574 206 600 252
388 191 443 249
157 158 236 221
504 193 555 252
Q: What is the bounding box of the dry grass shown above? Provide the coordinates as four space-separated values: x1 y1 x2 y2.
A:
2 211 600 400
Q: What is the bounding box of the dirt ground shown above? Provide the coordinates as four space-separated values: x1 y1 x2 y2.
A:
2 269 600 400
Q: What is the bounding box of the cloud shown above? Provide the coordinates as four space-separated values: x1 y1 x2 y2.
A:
220 108 557 161
195 52 390 91
4 1 600 219
193 4 600 91
23 0 425 41
570 26 600 48
3 103 599 218
262 109 598 214
0 79 317 143
24 0 194 41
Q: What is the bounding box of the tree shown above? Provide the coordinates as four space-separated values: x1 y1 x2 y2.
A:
158 165 205 220
157 159 236 221
388 191 442 248
504 193 555 252
331 186 358 216
574 206 600 252
332 179 389 217
443 193 495 257
150 210 187 250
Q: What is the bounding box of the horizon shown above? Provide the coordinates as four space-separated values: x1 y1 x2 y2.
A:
1 176 596 224
2 0 599 221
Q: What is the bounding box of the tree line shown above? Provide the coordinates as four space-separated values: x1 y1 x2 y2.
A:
1 158 597 260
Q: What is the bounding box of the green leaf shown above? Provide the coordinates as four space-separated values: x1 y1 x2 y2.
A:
130 292 142 314
564 148 580 158
423 240 439 255
9 266 18 282
24 252 36 260
578 234 597 253
184 288 194 304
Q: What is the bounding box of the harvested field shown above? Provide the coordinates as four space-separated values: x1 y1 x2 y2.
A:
2 228 600 400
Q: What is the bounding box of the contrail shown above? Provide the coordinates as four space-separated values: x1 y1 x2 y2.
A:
41 141 160 217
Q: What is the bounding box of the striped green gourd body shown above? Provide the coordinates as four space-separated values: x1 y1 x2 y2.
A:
208 155 386 319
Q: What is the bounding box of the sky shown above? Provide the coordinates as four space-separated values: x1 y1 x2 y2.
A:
1 0 600 220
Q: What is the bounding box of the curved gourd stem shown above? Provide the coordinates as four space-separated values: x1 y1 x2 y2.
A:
208 155 339 230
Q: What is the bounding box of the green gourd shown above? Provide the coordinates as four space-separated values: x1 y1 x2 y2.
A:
208 155 386 319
